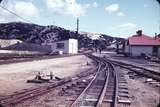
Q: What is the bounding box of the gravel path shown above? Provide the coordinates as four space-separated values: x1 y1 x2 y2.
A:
0 55 93 96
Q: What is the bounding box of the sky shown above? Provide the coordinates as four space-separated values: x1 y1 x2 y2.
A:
0 0 159 38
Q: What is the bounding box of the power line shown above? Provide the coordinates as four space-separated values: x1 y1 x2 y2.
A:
0 5 33 23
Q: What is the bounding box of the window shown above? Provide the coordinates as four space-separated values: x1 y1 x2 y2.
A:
56 43 64 49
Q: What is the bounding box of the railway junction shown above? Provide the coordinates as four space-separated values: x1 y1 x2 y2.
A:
0 53 159 107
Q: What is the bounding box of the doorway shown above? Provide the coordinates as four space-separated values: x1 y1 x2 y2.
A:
152 46 158 56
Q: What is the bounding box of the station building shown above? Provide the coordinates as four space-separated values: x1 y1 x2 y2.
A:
42 38 78 54
124 30 160 57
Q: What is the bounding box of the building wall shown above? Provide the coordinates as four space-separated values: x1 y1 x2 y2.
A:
124 45 129 53
158 47 160 57
49 39 78 54
68 39 78 54
130 46 152 56
51 40 69 54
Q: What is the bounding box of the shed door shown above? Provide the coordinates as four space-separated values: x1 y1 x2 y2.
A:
152 46 158 56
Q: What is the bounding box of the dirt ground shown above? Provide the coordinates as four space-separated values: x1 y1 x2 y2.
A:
117 67 159 107
128 78 159 107
0 55 94 96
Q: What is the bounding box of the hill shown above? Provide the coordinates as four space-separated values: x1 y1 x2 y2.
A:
0 22 125 50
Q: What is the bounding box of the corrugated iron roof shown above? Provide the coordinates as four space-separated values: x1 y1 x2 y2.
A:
128 34 160 46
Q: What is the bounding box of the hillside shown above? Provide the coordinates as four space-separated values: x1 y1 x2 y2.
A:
0 22 125 50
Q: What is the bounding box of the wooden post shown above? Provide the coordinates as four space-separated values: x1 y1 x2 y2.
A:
50 72 53 80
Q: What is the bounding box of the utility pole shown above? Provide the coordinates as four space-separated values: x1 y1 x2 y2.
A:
76 18 79 39
76 18 79 34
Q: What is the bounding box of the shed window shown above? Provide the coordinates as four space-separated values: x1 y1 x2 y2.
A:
56 43 64 49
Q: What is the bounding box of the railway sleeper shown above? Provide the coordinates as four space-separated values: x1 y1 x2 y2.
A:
118 93 130 98
119 81 127 84
89 85 104 89
105 94 115 99
81 100 98 106
85 92 102 96
88 87 103 91
118 87 128 93
118 89 129 94
80 104 97 107
118 99 131 104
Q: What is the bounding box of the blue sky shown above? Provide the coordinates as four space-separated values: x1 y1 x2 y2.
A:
0 0 159 38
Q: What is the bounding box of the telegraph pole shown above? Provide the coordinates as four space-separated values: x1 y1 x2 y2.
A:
77 18 79 34
76 18 79 36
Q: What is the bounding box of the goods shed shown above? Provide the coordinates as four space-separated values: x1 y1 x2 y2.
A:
125 30 160 57
42 39 78 54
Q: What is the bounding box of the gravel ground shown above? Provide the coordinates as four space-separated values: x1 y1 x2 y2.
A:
0 55 93 96
128 79 159 107
126 70 160 107
94 52 160 107
121 67 160 107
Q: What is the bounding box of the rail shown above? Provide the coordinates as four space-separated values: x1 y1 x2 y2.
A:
104 58 160 81
71 54 119 107
70 62 104 107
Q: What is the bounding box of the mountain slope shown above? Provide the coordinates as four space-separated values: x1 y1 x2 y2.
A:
0 22 125 49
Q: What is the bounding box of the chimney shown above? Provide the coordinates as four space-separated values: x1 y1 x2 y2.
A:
136 30 142 36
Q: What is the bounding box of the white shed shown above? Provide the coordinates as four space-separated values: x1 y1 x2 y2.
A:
42 39 78 54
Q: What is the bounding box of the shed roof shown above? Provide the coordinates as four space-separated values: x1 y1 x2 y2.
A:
156 37 160 42
128 34 160 46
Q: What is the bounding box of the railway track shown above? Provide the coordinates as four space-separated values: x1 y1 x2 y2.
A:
0 54 131 107
71 54 130 107
103 57 160 81
0 78 73 107
0 65 98 107
71 62 107 107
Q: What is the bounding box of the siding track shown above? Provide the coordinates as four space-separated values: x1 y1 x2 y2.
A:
71 54 131 107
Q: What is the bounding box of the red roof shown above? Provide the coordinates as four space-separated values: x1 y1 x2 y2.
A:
156 37 160 42
128 34 160 46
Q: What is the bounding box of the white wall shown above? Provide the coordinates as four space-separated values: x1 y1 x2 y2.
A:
68 39 78 54
130 46 152 56
51 40 68 53
50 39 78 54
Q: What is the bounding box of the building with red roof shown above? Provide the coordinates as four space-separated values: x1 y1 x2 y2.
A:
125 30 160 57
156 33 160 42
